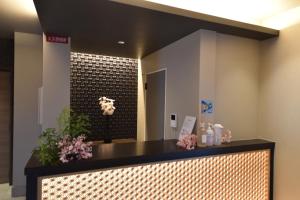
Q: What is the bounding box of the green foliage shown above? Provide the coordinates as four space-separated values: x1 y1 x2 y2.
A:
57 107 91 138
69 111 91 138
34 128 60 165
57 107 71 136
35 107 91 165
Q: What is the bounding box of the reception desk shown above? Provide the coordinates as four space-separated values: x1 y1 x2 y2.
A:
25 139 275 200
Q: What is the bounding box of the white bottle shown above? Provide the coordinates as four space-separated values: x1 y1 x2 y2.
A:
213 124 224 145
199 122 207 146
206 125 214 146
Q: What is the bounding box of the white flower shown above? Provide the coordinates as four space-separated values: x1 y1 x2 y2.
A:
99 96 116 115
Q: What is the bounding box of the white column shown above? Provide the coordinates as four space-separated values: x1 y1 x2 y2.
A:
137 59 146 141
42 34 70 130
198 30 217 126
13 32 43 197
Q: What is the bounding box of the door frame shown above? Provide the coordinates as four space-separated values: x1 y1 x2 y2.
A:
9 67 14 185
0 38 14 185
0 69 13 185
145 68 167 140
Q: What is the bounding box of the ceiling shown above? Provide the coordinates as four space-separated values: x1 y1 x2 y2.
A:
33 0 279 58
146 0 300 28
0 0 41 38
1 0 299 58
33 0 199 58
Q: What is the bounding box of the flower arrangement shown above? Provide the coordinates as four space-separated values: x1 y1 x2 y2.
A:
34 107 92 165
58 135 93 163
222 129 232 143
98 96 116 115
177 134 197 150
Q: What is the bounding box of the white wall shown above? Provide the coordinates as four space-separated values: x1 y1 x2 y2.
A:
198 30 217 125
13 32 43 196
137 59 146 141
259 21 300 200
142 30 200 139
42 34 70 130
215 33 260 140
141 30 260 141
12 33 71 197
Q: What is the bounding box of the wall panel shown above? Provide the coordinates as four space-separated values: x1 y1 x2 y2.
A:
70 52 137 140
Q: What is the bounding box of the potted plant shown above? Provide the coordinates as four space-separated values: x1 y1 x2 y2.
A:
34 107 93 165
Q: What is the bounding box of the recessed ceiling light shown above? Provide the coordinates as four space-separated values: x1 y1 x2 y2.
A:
117 41 126 45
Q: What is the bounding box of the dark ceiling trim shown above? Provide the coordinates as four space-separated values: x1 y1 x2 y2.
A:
34 0 279 58
113 0 279 39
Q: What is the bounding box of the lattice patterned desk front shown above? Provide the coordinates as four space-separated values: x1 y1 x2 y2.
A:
39 150 270 200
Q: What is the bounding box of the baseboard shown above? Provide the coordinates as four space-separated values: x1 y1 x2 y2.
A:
12 185 26 197
0 178 9 184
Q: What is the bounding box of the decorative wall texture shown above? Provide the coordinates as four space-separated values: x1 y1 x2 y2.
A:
70 52 138 140
40 150 270 200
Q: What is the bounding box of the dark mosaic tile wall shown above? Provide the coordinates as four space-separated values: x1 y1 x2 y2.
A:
70 52 138 140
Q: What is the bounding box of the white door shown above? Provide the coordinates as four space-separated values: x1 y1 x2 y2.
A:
146 70 166 141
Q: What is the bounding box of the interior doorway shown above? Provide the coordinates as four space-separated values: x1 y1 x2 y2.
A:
146 69 166 141
0 72 11 183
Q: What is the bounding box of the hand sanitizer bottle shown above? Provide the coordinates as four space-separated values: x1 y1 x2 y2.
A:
213 124 224 145
206 125 214 146
198 122 207 146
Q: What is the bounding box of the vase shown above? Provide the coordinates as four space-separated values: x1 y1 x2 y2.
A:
104 115 112 143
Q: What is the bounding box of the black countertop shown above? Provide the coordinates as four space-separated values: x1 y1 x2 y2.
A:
25 139 275 177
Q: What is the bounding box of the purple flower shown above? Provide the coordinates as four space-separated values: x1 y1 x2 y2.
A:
177 134 197 150
58 135 93 163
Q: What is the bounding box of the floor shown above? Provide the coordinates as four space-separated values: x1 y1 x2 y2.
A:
0 184 25 200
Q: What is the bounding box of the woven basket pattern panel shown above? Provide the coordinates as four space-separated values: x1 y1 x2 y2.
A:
70 52 138 140
40 150 270 200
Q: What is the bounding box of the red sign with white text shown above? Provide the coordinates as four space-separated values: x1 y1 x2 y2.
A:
46 35 68 44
